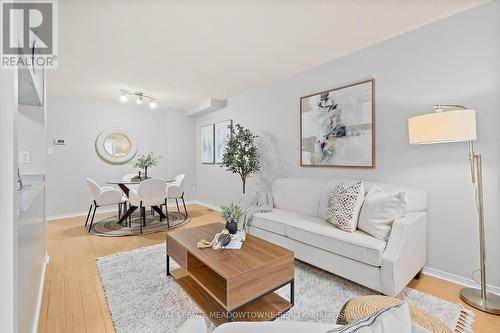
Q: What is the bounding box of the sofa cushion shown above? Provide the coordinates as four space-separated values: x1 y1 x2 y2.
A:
358 186 408 240
252 209 310 236
287 217 387 266
326 181 365 232
317 179 427 219
272 178 325 217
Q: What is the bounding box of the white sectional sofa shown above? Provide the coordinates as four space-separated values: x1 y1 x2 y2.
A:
248 177 428 296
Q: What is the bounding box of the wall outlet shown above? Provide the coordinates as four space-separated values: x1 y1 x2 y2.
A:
19 151 31 164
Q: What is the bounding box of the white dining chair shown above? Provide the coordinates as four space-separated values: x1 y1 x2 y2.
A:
85 178 128 232
128 179 167 233
101 180 129 217
164 173 188 218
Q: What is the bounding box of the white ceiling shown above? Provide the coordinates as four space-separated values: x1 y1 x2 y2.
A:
47 0 487 110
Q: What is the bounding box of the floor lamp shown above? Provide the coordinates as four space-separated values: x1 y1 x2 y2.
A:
408 104 500 315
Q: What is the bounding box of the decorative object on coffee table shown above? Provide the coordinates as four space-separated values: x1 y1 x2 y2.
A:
409 105 500 315
131 151 161 179
337 295 454 333
220 123 260 193
217 233 231 248
220 202 243 234
198 228 231 250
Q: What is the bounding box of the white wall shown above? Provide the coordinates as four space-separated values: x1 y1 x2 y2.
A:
195 2 500 288
46 96 196 218
166 110 196 201
18 104 46 175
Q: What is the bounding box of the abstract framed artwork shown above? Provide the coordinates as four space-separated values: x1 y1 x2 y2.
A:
300 79 375 168
200 124 215 164
214 119 232 163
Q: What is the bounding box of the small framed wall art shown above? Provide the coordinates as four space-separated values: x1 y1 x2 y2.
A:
200 124 215 164
214 120 232 163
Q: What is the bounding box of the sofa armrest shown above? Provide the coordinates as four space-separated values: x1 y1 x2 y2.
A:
381 212 427 296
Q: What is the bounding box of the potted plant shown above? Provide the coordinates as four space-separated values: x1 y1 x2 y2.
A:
131 151 161 179
220 123 260 193
220 203 243 234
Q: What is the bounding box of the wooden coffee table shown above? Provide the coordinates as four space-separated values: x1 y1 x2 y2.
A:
166 223 294 325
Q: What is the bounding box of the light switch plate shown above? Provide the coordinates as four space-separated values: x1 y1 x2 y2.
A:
47 147 54 155
19 151 31 164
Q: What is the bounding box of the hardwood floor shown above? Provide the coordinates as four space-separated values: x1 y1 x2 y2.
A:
38 204 500 332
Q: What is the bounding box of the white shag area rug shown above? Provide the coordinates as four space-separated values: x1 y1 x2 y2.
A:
97 244 474 333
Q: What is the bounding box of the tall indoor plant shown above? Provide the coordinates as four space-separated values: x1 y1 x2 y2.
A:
131 151 161 179
220 123 260 193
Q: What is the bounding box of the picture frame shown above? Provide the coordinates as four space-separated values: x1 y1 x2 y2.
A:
200 124 215 164
300 79 375 168
214 120 232 164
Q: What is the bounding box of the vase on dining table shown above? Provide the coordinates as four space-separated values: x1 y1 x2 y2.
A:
144 166 148 179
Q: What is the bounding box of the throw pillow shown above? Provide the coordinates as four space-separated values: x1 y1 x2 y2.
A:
327 303 412 333
326 181 365 232
358 186 408 240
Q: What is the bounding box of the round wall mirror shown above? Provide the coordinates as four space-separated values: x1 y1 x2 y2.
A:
95 128 137 164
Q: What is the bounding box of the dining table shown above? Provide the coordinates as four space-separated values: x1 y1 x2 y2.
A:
106 179 175 224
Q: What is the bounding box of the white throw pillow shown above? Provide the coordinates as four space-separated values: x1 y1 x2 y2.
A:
358 186 408 240
326 181 365 232
326 303 412 333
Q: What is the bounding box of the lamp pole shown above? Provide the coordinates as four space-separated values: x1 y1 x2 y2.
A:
459 139 500 314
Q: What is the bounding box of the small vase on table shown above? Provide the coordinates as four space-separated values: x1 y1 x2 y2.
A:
225 220 238 234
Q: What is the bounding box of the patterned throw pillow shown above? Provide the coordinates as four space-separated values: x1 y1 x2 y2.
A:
326 181 365 232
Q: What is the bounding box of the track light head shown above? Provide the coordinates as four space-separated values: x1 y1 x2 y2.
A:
119 89 157 108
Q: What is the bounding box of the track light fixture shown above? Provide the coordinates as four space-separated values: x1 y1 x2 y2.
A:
119 89 157 109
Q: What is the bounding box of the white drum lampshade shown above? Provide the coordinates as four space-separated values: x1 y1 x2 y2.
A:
408 109 477 144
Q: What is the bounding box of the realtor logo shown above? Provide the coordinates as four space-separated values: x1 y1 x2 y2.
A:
1 1 58 68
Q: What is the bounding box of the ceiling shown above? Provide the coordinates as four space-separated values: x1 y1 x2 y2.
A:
47 0 487 110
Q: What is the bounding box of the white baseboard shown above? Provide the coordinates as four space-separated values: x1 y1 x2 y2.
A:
423 266 500 295
47 201 199 221
48 207 116 221
32 254 49 333
192 200 222 212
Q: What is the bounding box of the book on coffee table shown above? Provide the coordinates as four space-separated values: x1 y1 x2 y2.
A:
224 239 243 250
